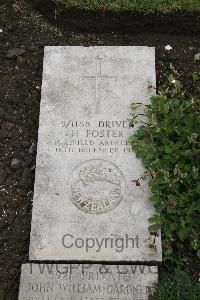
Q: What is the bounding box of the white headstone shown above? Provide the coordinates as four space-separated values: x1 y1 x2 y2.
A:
29 46 162 262
18 263 158 300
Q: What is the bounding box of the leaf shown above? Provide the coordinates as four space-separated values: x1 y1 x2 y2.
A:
194 53 200 61
164 145 172 154
131 103 140 111
192 72 200 81
163 102 170 114
197 249 200 258
168 73 174 83
167 207 176 214
177 227 190 241
170 223 177 231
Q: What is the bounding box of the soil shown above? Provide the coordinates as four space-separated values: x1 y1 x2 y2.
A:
0 0 199 299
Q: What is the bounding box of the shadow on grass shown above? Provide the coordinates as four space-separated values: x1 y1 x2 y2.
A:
25 0 200 34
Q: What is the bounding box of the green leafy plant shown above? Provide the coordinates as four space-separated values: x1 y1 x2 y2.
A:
129 66 200 264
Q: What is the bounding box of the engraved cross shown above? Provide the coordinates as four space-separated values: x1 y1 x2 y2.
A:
83 55 116 114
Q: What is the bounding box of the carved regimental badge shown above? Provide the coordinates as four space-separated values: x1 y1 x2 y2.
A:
70 159 126 214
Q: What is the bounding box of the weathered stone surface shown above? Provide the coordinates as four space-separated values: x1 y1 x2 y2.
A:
29 46 162 262
18 263 158 300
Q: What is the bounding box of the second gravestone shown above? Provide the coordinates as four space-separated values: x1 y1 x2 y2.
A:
18 264 158 300
29 46 162 262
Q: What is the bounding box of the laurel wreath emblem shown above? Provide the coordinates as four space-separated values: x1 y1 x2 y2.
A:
70 159 126 214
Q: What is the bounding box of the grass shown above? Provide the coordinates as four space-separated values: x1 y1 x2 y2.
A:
155 269 200 300
54 0 200 13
